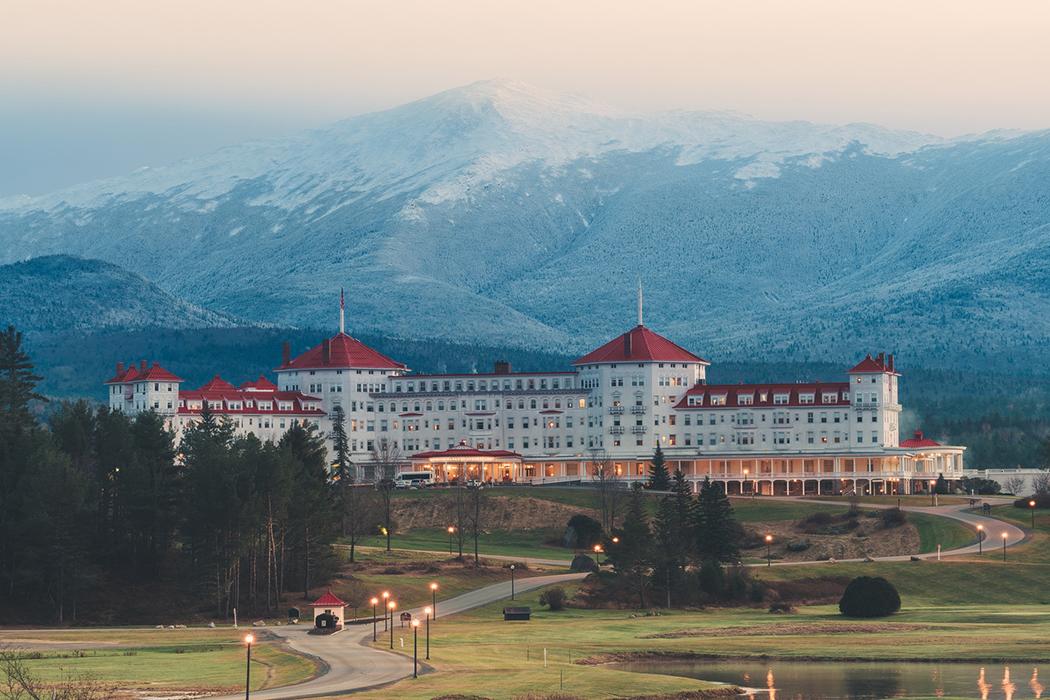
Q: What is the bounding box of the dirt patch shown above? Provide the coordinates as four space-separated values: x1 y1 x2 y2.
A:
744 514 920 561
393 495 598 531
644 622 932 639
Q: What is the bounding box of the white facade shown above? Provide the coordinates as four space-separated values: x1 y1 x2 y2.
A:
105 323 965 495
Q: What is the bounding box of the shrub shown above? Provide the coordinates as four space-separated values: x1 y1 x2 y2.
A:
838 576 901 618
569 554 597 572
1014 495 1050 509
539 587 567 611
768 601 795 614
564 514 604 549
880 508 908 528
800 512 833 527
786 539 811 552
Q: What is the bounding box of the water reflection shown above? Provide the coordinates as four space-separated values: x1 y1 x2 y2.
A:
616 659 1044 699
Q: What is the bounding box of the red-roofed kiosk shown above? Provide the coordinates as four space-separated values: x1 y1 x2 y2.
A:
310 590 347 632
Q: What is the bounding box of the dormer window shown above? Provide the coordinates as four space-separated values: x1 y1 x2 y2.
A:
773 394 789 405
737 394 753 405
710 394 727 406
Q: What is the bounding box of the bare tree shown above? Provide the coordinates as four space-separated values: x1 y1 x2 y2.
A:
451 484 467 559
590 450 623 532
465 482 486 566
1033 471 1050 496
1002 475 1026 496
370 438 403 552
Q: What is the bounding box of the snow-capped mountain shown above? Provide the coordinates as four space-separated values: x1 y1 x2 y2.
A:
2 79 1049 370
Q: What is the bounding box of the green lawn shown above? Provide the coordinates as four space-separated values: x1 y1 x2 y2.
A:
0 629 317 693
357 581 1050 699
356 500 1050 698
336 546 566 611
909 512 978 553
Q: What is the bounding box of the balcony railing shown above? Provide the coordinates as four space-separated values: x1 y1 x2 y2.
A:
630 426 647 434
609 426 625 435
609 406 624 415
630 406 647 415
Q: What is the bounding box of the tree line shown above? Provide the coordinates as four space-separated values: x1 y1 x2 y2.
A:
0 325 365 623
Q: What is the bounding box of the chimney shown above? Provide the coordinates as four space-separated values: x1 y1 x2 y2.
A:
494 360 511 375
281 341 291 366
624 331 632 358
322 338 331 366
888 353 895 372
914 430 923 441
140 359 147 371
877 352 885 365
116 361 124 374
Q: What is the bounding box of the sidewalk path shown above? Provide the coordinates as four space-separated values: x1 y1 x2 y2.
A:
207 571 586 699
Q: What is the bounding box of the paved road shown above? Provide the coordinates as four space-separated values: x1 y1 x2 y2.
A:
207 571 586 699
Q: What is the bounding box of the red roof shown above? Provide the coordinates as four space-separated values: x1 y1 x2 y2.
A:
198 375 237 392
410 447 522 460
900 430 941 448
574 325 707 366
849 353 899 375
241 375 278 391
280 333 406 371
105 361 184 384
675 382 850 410
310 591 347 607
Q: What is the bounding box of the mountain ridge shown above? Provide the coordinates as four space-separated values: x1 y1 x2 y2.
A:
1 80 1049 371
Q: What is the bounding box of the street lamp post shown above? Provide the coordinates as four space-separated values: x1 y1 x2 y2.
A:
1030 500 1037 529
510 564 516 600
1002 532 1009 562
412 619 420 678
593 544 603 567
976 524 984 555
381 591 390 631
424 606 432 660
765 534 773 568
388 601 397 649
370 597 379 641
447 526 455 554
430 582 438 617
929 479 937 506
243 634 254 700
743 468 749 496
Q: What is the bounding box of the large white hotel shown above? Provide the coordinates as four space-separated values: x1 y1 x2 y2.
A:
105 304 964 496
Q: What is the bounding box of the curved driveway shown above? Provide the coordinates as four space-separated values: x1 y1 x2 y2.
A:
208 571 586 699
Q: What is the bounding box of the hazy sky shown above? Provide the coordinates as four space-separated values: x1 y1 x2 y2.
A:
3 0 1050 196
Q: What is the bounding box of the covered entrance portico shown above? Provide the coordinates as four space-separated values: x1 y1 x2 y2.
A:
407 446 523 484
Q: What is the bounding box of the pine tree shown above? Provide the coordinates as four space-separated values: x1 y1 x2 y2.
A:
607 483 652 608
648 445 671 491
0 325 45 437
329 405 364 562
694 477 742 563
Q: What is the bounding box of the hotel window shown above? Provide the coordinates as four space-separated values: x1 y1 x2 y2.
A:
856 433 864 443
871 431 879 443
799 394 815 405
773 394 789 405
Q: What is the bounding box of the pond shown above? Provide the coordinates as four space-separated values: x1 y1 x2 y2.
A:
615 659 1046 699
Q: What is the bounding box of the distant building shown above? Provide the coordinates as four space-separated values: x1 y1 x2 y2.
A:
105 292 964 495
